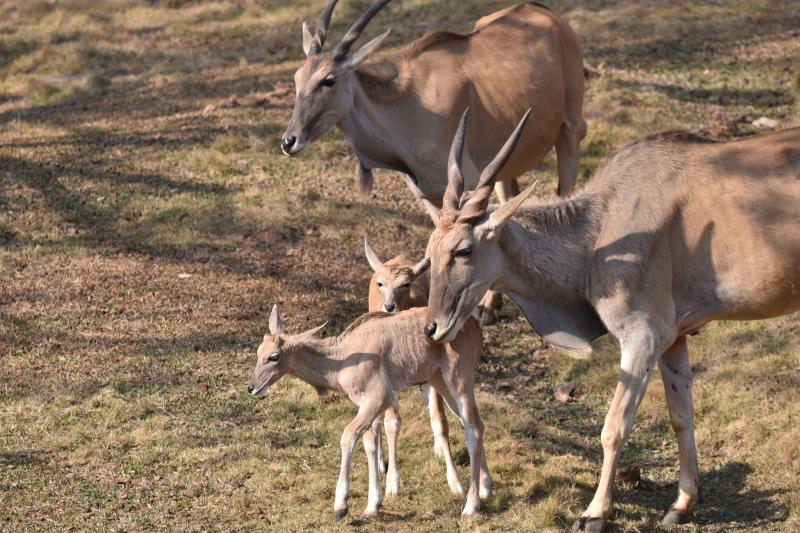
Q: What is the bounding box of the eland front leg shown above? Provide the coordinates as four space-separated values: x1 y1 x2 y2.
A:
572 323 675 532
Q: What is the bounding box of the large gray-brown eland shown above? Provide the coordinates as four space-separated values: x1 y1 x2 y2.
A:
282 0 586 323
363 238 489 498
421 108 800 530
248 305 490 519
281 0 585 199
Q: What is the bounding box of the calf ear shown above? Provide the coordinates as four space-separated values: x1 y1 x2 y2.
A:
269 305 286 335
421 199 441 225
302 22 315 56
298 322 328 340
411 257 430 278
364 238 384 273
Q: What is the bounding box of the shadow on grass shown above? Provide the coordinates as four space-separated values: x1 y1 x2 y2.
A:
616 461 787 529
610 78 794 108
0 451 49 467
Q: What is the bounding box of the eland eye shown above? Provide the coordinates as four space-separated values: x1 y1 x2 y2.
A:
377 282 384 288
267 352 280 363
454 247 473 258
320 75 336 88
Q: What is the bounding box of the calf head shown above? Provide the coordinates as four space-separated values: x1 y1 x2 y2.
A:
365 238 430 312
248 305 326 396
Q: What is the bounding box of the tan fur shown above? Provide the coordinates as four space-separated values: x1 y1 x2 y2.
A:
248 307 489 518
367 255 430 313
363 247 467 497
424 122 800 529
283 2 586 198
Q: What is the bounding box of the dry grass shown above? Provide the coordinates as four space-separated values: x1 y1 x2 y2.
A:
1 0 799 531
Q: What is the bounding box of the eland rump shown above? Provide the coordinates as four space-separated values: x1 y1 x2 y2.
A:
422 108 800 530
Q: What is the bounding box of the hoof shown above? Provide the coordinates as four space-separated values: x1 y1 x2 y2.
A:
661 507 692 526
461 506 479 517
479 485 493 500
334 508 348 522
571 517 607 533
477 308 497 326
450 485 465 497
363 508 379 519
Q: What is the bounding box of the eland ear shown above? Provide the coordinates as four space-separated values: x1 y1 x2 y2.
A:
480 181 538 236
411 256 430 278
302 22 315 56
269 305 286 335
343 28 390 67
364 238 384 273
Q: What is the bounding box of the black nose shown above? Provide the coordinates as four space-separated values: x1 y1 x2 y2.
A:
384 303 396 312
247 383 254 393
424 323 437 339
281 136 296 153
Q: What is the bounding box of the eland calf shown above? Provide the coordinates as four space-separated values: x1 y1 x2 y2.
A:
364 238 480 498
248 305 490 519
422 108 800 530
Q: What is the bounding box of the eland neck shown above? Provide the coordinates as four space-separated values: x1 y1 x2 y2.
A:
494 192 603 302
288 339 343 392
338 69 422 175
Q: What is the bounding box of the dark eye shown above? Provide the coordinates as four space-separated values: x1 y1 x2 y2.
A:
401 283 411 288
454 247 472 258
267 352 279 363
377 282 384 288
320 75 336 88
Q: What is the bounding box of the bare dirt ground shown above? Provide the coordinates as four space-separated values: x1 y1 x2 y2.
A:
1 0 799 531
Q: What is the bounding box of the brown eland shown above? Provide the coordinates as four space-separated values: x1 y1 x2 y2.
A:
422 108 800 530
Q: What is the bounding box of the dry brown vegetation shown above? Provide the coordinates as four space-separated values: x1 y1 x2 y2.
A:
1 0 799 531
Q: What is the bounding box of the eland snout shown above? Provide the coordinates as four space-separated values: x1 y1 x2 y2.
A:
281 135 298 155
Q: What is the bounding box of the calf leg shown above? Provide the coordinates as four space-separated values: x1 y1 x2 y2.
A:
450 389 486 516
554 117 586 196
334 400 386 520
424 385 447 459
362 426 382 517
573 325 674 532
373 415 385 474
425 378 464 496
383 402 401 496
658 336 700 525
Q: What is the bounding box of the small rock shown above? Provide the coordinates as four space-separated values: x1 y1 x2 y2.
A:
202 103 217 115
177 273 191 279
752 116 778 129
553 380 577 404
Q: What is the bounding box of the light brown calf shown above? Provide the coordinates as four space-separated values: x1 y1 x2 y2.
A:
364 238 476 497
248 305 490 518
